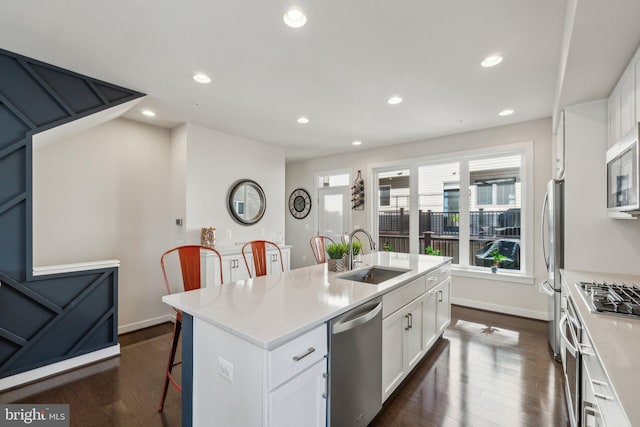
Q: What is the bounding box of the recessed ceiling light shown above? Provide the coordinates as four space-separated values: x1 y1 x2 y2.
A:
498 109 514 116
387 96 403 105
193 73 212 84
284 9 307 28
297 116 309 124
142 109 156 117
481 55 503 67
352 141 362 146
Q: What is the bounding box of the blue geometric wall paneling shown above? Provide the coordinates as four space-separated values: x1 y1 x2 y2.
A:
0 48 144 379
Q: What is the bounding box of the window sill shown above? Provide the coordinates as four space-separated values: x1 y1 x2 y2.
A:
451 267 534 285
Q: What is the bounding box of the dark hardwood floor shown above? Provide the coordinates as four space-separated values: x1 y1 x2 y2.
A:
0 306 569 427
371 306 569 427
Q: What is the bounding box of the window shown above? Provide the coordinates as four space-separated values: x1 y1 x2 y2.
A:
373 146 531 275
318 172 349 187
379 185 391 207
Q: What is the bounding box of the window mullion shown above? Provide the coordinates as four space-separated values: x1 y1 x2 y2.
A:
458 161 470 267
409 165 419 254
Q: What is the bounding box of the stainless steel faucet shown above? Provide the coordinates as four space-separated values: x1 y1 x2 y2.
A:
347 228 376 270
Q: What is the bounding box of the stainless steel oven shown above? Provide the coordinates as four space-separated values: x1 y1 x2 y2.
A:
559 297 581 427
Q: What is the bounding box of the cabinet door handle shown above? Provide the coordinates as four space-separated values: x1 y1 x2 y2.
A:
591 379 608 387
292 347 316 361
404 314 410 331
438 290 443 302
583 400 599 422
322 372 328 399
408 313 413 329
427 276 438 281
593 392 613 401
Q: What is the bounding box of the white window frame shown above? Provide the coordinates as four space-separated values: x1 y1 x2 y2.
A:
368 141 534 281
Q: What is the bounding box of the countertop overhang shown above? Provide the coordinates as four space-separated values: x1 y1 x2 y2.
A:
561 269 640 427
163 252 451 349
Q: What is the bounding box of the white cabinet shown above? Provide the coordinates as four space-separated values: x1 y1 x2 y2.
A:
608 88 621 148
553 110 565 179
192 320 326 427
608 45 640 148
224 254 251 283
421 289 438 351
580 331 630 427
382 295 424 401
434 278 451 335
381 262 451 402
268 360 327 427
636 55 640 125
421 278 451 355
204 246 291 286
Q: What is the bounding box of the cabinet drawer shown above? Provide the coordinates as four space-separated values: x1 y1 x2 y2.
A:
424 263 450 291
383 276 426 318
268 323 327 390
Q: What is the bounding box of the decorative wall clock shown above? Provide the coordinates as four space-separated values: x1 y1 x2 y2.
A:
289 188 312 219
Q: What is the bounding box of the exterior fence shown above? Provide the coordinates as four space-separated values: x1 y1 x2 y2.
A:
378 208 521 268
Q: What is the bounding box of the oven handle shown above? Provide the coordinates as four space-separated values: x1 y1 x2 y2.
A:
558 314 578 357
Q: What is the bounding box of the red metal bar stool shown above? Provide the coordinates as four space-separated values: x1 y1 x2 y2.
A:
241 240 284 277
309 235 335 264
158 245 223 412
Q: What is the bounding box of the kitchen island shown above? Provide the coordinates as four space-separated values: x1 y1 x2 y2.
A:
163 251 451 427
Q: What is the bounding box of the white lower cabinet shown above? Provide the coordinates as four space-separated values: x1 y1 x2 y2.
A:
382 263 451 403
434 278 451 335
422 288 438 350
580 331 630 427
268 359 327 427
204 247 291 286
192 320 326 427
382 296 424 401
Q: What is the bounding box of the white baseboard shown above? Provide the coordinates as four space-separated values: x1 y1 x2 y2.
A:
0 345 120 391
118 314 175 334
451 297 550 321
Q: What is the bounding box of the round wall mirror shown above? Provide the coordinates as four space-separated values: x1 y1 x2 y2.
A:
227 179 266 225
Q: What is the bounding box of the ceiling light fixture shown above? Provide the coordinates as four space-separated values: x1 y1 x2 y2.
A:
498 109 514 116
297 116 309 124
283 9 307 28
352 141 362 146
387 96 403 105
481 55 503 67
193 73 212 84
142 109 156 117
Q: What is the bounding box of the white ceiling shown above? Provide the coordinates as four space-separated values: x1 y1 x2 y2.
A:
1 0 639 161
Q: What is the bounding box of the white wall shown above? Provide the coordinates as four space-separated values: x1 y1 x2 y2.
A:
286 118 552 319
564 100 640 274
33 119 288 333
179 124 286 248
33 118 174 332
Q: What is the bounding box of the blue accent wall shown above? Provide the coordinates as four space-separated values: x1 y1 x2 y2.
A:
0 49 143 379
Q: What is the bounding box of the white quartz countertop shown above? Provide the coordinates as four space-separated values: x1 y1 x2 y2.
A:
163 252 450 350
561 269 640 427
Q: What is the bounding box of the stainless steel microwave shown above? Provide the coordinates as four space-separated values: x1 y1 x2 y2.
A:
607 123 639 214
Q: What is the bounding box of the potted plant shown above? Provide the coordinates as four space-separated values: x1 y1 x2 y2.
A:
490 248 506 273
425 246 441 256
383 242 393 252
326 242 348 272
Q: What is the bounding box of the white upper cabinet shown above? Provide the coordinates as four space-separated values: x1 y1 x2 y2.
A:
609 46 640 148
636 54 640 125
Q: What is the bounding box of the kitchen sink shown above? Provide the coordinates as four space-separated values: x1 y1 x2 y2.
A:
338 266 411 285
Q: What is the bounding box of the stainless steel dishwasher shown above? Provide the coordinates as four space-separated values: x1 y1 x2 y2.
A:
328 297 382 427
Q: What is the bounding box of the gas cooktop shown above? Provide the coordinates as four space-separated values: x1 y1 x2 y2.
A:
577 281 640 318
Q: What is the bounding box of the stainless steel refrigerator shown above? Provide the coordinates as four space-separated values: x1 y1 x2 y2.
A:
540 179 564 361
